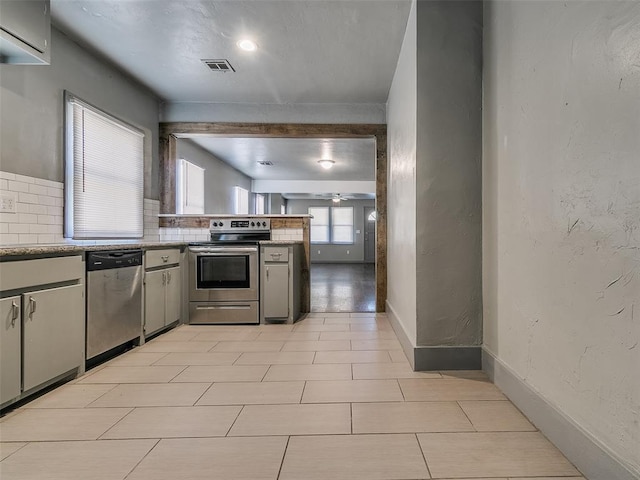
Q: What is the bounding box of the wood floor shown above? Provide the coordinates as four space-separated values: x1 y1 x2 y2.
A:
311 263 375 313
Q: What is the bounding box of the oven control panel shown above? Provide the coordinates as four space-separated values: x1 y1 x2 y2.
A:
209 217 271 232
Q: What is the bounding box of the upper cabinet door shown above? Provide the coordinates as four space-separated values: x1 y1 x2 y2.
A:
0 0 49 53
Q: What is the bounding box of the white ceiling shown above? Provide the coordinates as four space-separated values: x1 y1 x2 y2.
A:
50 1 410 193
186 136 376 180
50 0 412 104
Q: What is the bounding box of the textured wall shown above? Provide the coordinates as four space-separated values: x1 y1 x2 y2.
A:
176 139 252 214
386 0 417 344
415 1 483 347
0 28 160 198
483 0 640 473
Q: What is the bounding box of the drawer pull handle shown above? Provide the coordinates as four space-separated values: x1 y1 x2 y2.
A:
11 302 19 326
161 255 169 262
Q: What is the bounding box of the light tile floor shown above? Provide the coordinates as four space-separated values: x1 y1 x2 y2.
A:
0 313 585 480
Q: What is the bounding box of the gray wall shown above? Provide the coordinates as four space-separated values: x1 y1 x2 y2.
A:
484 1 640 474
415 1 483 347
287 198 374 263
386 1 482 352
176 139 253 214
268 193 286 214
386 0 417 344
0 28 160 199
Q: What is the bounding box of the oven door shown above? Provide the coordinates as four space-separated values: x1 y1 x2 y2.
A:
189 246 258 302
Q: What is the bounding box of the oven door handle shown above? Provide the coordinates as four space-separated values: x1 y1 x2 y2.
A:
195 305 252 310
190 247 257 255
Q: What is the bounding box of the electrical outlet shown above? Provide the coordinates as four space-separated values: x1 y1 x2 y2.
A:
0 192 17 213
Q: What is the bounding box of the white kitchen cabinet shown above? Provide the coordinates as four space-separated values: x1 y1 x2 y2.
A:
0 296 21 405
0 255 84 408
144 249 181 337
22 284 84 392
260 244 303 323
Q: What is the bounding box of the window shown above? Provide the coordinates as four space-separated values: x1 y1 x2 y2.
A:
234 186 249 214
308 206 353 244
64 92 144 238
332 207 354 244
309 207 330 243
255 193 265 215
176 159 204 214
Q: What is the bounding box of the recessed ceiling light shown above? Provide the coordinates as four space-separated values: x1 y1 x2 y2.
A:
237 39 258 52
318 159 335 170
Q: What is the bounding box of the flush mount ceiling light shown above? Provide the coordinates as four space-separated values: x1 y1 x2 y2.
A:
318 159 335 170
237 39 258 52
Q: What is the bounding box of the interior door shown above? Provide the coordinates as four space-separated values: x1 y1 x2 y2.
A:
364 207 376 263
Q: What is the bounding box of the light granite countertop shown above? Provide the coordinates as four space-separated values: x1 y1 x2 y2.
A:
0 242 187 259
0 240 304 259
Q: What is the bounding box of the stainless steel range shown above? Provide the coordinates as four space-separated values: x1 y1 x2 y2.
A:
188 218 271 324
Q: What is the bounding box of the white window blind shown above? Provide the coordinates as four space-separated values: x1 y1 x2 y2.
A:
332 206 354 244
234 186 249 214
65 94 144 238
177 159 205 214
255 193 265 215
309 207 329 243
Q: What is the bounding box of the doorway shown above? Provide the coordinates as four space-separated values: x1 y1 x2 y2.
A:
158 122 387 312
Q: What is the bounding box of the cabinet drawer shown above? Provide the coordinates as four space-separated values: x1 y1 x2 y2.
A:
0 255 83 291
263 247 289 262
145 248 180 269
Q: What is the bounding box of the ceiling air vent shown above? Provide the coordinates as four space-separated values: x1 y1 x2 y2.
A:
202 59 235 72
257 161 274 166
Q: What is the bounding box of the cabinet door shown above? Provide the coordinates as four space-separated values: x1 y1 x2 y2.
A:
0 296 21 405
22 284 84 392
263 264 289 318
144 269 166 336
164 266 181 325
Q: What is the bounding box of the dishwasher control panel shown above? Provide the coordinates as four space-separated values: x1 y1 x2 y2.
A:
86 250 143 271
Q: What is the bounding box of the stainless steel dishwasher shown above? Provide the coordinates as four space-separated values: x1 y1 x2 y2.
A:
86 250 143 362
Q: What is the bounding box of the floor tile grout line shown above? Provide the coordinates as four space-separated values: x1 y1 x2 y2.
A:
190 382 215 406
456 400 478 432
95 406 137 440
224 405 245 437
122 438 161 480
415 432 433 479
275 435 291 480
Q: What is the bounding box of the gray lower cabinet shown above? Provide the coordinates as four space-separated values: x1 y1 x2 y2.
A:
0 296 21 405
0 255 85 408
260 244 302 323
22 284 84 392
144 259 181 337
263 263 289 318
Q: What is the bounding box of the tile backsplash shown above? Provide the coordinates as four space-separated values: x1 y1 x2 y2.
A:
0 171 64 245
0 170 162 246
1 171 303 246
271 228 304 241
